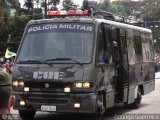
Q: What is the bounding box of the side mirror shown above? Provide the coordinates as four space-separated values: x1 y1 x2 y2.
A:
112 41 120 65
112 41 117 47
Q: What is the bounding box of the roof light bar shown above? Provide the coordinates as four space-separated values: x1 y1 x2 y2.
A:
67 10 76 15
60 10 67 15
47 9 90 17
76 10 83 15
47 11 53 16
56 11 60 15
83 10 88 15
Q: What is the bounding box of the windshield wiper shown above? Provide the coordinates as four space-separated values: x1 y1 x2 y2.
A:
45 58 83 66
17 59 53 66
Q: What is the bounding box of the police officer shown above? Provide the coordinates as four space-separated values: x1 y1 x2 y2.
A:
0 71 15 119
82 0 95 13
83 0 89 10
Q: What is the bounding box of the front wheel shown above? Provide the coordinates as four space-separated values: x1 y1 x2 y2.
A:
19 110 36 120
89 94 105 120
128 90 142 109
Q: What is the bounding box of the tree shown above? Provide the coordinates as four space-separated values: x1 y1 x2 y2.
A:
24 0 33 11
113 0 160 21
0 0 20 40
50 0 60 6
91 0 127 16
0 0 21 53
0 0 19 22
113 0 160 51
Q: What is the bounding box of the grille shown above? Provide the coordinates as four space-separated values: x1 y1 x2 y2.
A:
28 93 69 104
25 82 70 88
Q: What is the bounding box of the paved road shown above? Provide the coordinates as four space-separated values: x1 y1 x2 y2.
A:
11 72 160 120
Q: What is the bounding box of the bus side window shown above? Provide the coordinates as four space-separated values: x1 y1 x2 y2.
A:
97 25 112 64
105 27 113 64
97 29 105 64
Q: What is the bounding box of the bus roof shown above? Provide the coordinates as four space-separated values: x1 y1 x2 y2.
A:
27 17 152 33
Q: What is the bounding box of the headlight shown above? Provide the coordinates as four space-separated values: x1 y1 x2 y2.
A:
75 82 83 88
24 87 30 92
74 81 92 88
83 82 90 88
13 80 24 87
13 81 18 87
64 87 71 93
20 100 25 106
74 103 80 108
19 81 24 87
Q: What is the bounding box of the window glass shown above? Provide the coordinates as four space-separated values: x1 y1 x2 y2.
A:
97 27 112 64
17 23 94 63
141 33 152 62
133 31 142 63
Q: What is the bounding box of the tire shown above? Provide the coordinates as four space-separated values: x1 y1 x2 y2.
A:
88 94 105 120
129 90 142 109
19 110 36 120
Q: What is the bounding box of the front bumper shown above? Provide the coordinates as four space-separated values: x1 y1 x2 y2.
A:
13 91 97 114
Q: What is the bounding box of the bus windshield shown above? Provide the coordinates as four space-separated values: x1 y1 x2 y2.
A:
16 23 94 64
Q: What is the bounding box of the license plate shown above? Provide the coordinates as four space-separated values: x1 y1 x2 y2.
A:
41 105 56 111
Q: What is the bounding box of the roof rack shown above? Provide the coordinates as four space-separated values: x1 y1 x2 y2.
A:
92 11 145 27
92 11 124 23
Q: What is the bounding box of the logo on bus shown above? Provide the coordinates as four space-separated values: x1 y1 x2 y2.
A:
33 72 65 80
45 83 50 88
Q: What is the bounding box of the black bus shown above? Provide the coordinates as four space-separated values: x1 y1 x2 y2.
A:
12 10 155 120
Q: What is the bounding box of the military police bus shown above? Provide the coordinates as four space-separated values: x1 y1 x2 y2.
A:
12 10 155 120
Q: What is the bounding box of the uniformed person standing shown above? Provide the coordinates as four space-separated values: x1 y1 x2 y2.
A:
0 72 15 119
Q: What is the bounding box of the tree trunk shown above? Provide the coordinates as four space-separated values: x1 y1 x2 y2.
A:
0 8 5 22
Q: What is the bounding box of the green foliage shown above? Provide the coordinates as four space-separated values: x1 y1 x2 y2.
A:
10 16 30 42
113 0 160 51
91 0 127 16
0 0 43 53
0 15 30 53
113 0 141 17
24 0 33 10
0 0 27 53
